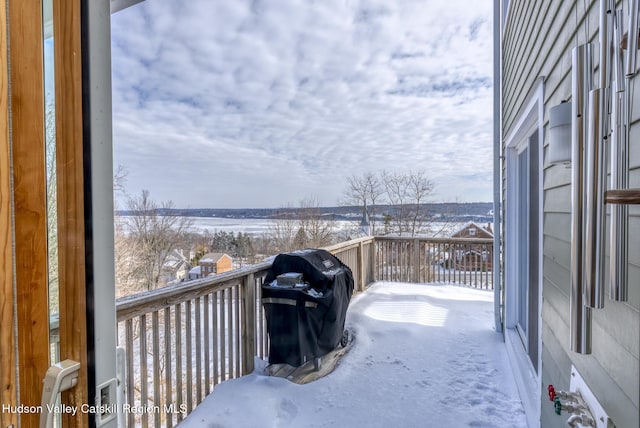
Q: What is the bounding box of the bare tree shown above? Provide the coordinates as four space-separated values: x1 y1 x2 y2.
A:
297 196 335 248
45 103 58 313
407 170 435 236
268 206 298 253
112 167 145 296
344 172 385 234
344 174 369 207
114 224 145 297
379 170 436 236
122 190 193 292
381 170 411 235
113 165 128 196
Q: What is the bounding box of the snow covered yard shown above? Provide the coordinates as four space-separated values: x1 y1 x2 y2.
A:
180 282 528 428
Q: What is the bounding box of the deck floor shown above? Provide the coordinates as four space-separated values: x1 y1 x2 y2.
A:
181 282 528 428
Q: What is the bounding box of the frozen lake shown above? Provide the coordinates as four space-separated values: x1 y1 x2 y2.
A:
180 217 465 238
181 217 360 236
116 215 469 238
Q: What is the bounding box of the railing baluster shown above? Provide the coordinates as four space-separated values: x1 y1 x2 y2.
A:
446 242 450 283
242 274 256 374
203 294 210 395
399 241 402 281
390 242 402 281
185 300 193 413
227 287 234 378
395 241 399 281
391 242 403 281
390 241 393 281
258 280 267 358
195 297 202 405
152 311 161 427
125 319 134 428
234 286 241 377
407 241 411 281
425 240 430 282
436 241 439 283
446 243 450 283
213 291 219 385
220 289 226 382
442 242 446 283
473 243 477 287
453 245 464 283
140 314 148 427
381 242 389 280
439 242 443 282
432 240 436 282
164 306 173 428
378 241 382 280
386 241 390 280
175 303 183 423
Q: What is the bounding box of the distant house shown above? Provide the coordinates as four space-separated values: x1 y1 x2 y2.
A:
450 222 493 239
450 222 493 271
175 261 191 282
163 249 192 283
188 266 202 281
198 253 233 276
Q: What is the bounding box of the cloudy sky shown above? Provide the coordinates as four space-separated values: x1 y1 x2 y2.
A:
110 0 493 209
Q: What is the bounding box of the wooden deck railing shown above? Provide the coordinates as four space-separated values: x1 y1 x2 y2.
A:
96 235 492 427
113 237 376 427
375 236 493 289
115 262 271 427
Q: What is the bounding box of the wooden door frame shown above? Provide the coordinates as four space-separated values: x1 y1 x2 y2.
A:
8 2 52 427
54 1 90 426
0 0 17 426
3 1 91 427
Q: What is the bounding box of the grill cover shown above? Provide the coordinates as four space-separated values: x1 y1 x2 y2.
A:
262 249 354 366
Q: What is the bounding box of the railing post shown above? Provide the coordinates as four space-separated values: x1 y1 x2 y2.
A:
242 273 256 374
369 238 377 284
358 241 366 292
412 238 420 283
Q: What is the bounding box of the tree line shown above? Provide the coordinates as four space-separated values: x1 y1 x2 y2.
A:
114 169 441 296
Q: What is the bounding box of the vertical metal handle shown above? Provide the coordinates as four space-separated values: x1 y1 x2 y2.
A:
609 8 629 301
570 44 592 354
614 9 626 91
583 88 606 309
599 0 613 89
626 0 639 77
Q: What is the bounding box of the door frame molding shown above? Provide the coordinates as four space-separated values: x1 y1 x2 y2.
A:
503 78 544 428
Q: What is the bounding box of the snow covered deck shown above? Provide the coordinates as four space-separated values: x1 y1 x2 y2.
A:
180 282 527 428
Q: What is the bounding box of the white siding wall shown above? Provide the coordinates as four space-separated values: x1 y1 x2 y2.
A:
502 1 639 427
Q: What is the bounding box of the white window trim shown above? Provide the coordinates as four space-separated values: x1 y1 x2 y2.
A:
503 78 544 428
